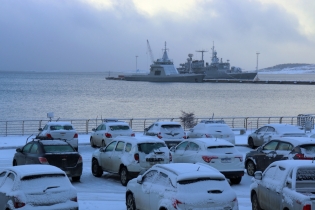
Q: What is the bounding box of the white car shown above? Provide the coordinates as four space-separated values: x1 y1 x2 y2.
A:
171 138 244 184
0 165 78 210
247 123 307 148
144 121 186 148
250 160 315 210
126 163 239 210
91 136 170 186
37 121 79 151
90 119 135 148
188 121 235 144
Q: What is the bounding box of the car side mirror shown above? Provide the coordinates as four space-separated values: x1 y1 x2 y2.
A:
254 171 262 180
137 175 143 184
38 128 43 131
170 146 175 152
16 148 22 153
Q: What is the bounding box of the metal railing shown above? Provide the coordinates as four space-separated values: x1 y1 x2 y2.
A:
1 115 314 136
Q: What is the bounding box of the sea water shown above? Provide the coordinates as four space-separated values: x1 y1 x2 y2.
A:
1 71 315 120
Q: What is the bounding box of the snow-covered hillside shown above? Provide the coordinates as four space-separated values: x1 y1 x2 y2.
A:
259 64 315 74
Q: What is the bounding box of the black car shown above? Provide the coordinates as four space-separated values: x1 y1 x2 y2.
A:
245 137 315 176
13 139 82 182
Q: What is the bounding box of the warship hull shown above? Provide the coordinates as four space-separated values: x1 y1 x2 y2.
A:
204 71 257 80
124 74 205 83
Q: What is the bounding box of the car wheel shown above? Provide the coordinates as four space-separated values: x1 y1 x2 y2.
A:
101 140 106 148
13 160 17 166
126 193 136 210
246 160 256 176
92 159 103 177
248 137 255 149
72 176 81 182
251 193 262 210
120 167 129 186
230 177 242 184
90 137 96 148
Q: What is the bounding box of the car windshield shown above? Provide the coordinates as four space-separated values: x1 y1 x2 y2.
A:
300 144 315 154
161 125 181 129
207 145 236 153
138 143 166 154
43 145 75 153
109 125 130 131
50 125 73 130
177 178 229 193
20 174 69 190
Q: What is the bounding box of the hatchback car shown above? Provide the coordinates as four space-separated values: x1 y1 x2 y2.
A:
144 121 185 148
188 121 235 144
0 165 78 210
37 121 79 151
90 119 135 148
247 123 306 148
126 163 239 210
171 138 244 184
245 136 315 176
13 139 83 182
91 136 170 186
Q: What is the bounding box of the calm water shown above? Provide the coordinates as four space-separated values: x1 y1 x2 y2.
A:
1 71 315 120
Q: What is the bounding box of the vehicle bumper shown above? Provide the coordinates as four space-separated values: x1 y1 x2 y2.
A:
61 163 83 177
220 170 244 178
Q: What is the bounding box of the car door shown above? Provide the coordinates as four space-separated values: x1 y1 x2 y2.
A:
258 165 277 209
259 141 279 171
14 142 33 165
268 165 288 210
149 172 171 208
110 141 125 173
95 124 106 146
253 126 268 146
99 141 117 172
0 172 16 209
181 142 200 163
25 142 40 164
262 126 276 144
135 170 158 209
172 141 189 163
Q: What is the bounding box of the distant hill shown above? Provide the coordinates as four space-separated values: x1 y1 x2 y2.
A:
259 63 315 74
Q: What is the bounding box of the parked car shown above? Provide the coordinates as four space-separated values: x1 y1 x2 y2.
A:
37 121 79 151
187 121 235 144
143 121 185 148
170 138 244 184
247 123 306 148
90 119 135 148
126 163 239 210
13 139 83 182
250 160 315 210
0 165 78 210
245 136 315 176
91 136 170 186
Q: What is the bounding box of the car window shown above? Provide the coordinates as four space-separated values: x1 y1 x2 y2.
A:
43 125 48 130
176 141 189 151
96 125 102 131
22 143 33 153
115 141 125 151
1 173 15 190
142 170 158 183
257 126 267 133
101 125 106 130
161 124 181 129
125 143 132 152
154 172 172 187
105 141 116 152
277 142 292 151
43 145 75 153
138 143 166 154
110 125 130 131
63 125 73 130
267 127 275 132
263 165 277 180
187 142 199 151
50 125 63 130
263 141 278 150
30 143 39 154
0 171 7 186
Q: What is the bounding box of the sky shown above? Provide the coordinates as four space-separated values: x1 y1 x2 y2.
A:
0 0 314 73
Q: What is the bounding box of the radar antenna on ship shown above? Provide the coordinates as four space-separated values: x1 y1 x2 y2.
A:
196 50 208 61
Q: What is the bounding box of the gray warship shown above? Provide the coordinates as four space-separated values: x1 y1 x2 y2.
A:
124 42 205 83
177 44 258 80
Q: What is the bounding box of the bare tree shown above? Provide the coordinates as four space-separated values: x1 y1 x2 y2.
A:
179 111 197 129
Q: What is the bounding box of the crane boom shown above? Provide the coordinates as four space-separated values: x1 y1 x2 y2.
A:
147 40 155 64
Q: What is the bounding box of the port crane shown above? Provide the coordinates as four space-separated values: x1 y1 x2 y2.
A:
147 40 155 64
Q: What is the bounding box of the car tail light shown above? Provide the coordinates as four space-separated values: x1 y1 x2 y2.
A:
202 156 218 163
303 204 311 210
157 132 162 139
77 155 83 164
183 136 187 139
131 133 135 137
14 197 25 208
172 199 183 209
46 133 53 139
294 154 313 160
70 197 78 202
38 157 49 164
134 153 139 162
105 133 112 138
73 133 78 138
205 134 213 138
235 156 243 162
169 152 172 162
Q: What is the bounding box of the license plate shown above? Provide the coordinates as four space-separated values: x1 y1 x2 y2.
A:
221 158 231 163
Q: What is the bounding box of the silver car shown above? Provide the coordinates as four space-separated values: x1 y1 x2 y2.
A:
0 165 78 210
247 123 307 148
91 136 170 186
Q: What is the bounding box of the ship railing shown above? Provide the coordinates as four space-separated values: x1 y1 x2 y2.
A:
0 115 314 136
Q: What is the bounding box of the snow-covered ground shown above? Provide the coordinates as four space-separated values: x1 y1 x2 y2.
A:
0 132 258 209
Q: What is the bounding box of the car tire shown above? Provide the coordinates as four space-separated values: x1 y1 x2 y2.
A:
13 160 17 166
90 137 96 148
126 193 136 210
246 160 256 176
92 159 103 177
120 167 129 186
230 177 242 184
72 176 81 182
251 193 262 210
248 137 255 149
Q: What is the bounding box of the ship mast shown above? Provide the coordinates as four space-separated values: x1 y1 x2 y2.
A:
196 50 208 61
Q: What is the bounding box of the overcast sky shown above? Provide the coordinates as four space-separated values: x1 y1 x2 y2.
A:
1 0 314 72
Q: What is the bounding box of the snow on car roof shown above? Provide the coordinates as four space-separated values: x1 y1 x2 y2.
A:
270 137 315 146
191 138 234 146
102 121 129 126
3 165 65 178
271 160 315 169
266 123 304 133
154 121 181 125
45 121 72 125
113 136 165 144
39 140 69 145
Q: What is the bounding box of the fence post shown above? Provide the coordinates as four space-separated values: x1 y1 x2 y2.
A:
6 121 8 136
22 121 25 135
86 120 90 134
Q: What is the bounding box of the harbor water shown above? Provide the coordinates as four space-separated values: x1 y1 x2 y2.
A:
1 71 315 120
